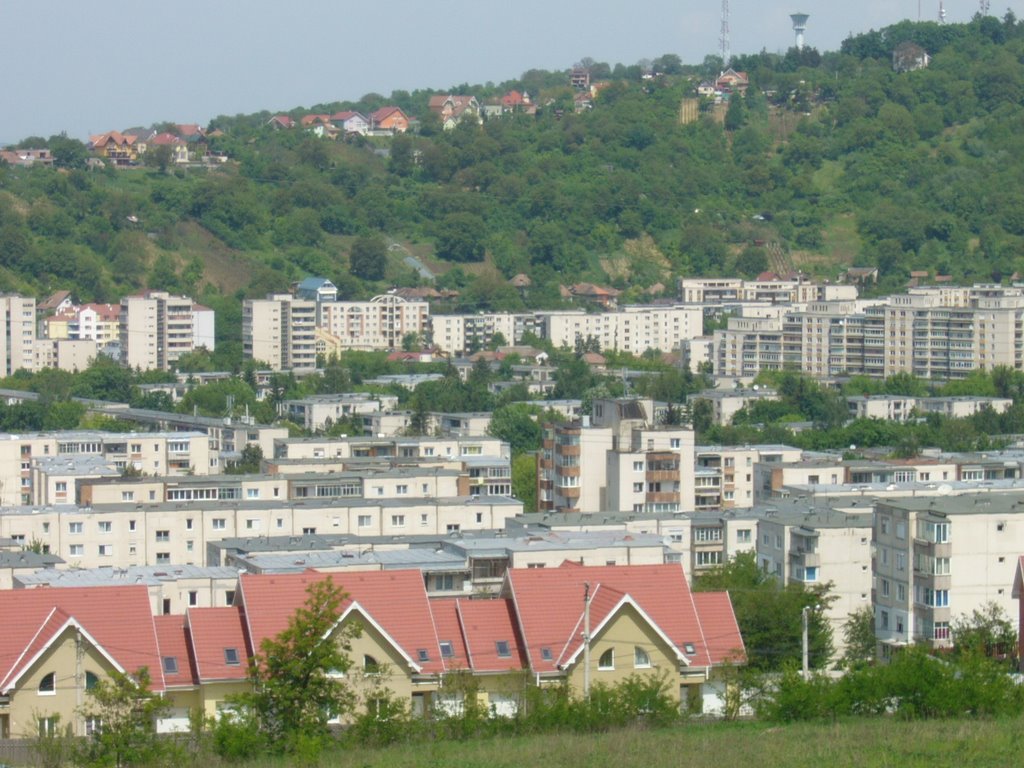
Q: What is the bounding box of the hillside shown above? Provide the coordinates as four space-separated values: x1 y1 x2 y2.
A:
4 15 1024 360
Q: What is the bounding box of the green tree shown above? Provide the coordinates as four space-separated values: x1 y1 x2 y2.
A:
235 576 359 755
840 606 877 668
77 667 175 768
436 213 486 263
511 453 537 513
951 601 1018 668
143 144 174 173
350 234 388 281
488 404 542 454
227 443 263 475
696 552 834 671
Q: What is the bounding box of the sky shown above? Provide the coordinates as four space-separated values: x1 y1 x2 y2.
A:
3 0 1021 144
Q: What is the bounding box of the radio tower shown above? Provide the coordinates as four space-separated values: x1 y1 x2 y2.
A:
720 0 731 69
939 1 946 23
980 0 991 14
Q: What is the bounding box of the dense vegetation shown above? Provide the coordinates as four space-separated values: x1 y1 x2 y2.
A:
5 14 1024 367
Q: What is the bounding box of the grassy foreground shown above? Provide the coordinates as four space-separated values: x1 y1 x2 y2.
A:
223 717 1024 768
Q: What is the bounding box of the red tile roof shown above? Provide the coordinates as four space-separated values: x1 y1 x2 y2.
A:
504 563 737 673
454 598 526 673
692 592 746 664
239 570 444 675
153 614 197 688
0 586 163 693
428 598 471 671
186 607 249 682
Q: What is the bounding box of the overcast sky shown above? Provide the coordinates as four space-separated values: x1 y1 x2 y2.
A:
3 0 1019 143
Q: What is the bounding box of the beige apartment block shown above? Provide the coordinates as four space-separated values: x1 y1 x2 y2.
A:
756 506 874 659
430 313 523 356
318 294 429 352
243 293 317 371
689 388 780 426
695 445 802 510
537 305 702 356
0 431 211 507
0 294 37 374
282 392 400 431
33 338 98 372
272 434 509 462
873 494 1024 654
538 398 695 514
120 291 212 371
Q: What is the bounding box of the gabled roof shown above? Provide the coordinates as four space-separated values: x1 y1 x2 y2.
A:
89 131 136 148
267 115 295 129
454 598 526 673
1011 555 1024 599
331 111 367 123
428 598 471 671
153 614 197 688
0 585 162 693
238 570 444 675
370 106 409 124
187 606 249 682
39 290 72 311
692 592 746 664
300 114 331 127
504 563 735 674
150 132 185 146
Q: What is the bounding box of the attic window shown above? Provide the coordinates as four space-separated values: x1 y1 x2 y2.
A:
540 647 553 661
224 648 241 666
162 657 179 675
495 640 511 658
439 642 454 659
417 649 430 663
683 642 696 656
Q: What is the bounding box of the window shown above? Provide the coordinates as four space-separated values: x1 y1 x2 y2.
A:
397 484 408 495
934 621 950 640
69 522 83 535
186 518 194 530
245 519 260 531
495 640 512 658
155 530 170 542
188 591 198 607
895 552 906 572
446 524 461 533
129 519 137 532
225 591 235 606
632 482 643 493
246 488 260 499
98 521 112 533
694 527 723 542
696 551 723 566
156 552 170 564
598 648 614 670
670 438 681 448
391 515 406 527
634 646 651 668
358 515 372 528
897 584 906 602
880 611 889 631
55 481 67 493
212 518 226 530
633 461 644 472
934 557 950 575
736 528 752 544
38 672 55 695
84 716 102 736
98 544 112 557
38 717 58 737
162 657 179 675
540 647 553 661
880 517 889 535
417 649 430 663
85 671 98 690
302 527 317 535
224 648 241 666
121 491 134 502
69 544 83 557
439 642 454 659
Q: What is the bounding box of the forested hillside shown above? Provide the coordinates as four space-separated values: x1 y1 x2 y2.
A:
4 14 1024 361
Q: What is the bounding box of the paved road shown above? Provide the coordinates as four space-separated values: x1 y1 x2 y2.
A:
388 240 434 281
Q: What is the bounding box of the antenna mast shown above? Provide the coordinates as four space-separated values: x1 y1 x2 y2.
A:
980 0 991 14
939 2 946 23
720 0 731 68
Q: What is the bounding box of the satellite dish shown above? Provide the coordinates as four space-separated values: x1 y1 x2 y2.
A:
936 484 953 496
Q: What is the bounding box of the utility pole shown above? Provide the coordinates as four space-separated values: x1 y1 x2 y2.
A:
583 581 592 699
801 605 810 679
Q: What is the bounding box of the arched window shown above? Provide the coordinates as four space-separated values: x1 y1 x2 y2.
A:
85 671 99 690
598 648 614 670
38 672 55 695
363 654 380 673
634 646 651 669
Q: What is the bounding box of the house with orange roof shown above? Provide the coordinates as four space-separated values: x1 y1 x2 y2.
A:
150 132 190 164
369 106 411 134
0 585 163 739
266 114 295 130
330 111 370 135
88 131 138 165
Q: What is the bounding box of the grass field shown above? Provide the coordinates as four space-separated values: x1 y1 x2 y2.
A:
220 716 1024 768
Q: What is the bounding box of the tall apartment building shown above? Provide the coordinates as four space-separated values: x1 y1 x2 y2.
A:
318 294 429 352
873 495 1024 654
430 313 538 356
0 295 37 374
756 505 874 658
537 305 703 356
538 398 695 514
243 293 318 371
714 285 1024 381
120 291 214 371
679 277 857 304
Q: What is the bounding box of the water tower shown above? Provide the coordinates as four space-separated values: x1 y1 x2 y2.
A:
790 12 810 51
